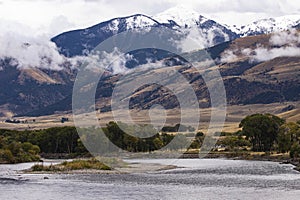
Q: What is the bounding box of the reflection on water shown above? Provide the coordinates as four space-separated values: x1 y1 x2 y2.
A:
1 159 300 200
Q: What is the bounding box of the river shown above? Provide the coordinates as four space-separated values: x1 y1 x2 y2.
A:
0 159 300 200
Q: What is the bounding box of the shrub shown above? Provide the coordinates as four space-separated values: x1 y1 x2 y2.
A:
290 143 300 159
196 132 204 137
31 164 45 172
0 149 14 163
22 142 33 152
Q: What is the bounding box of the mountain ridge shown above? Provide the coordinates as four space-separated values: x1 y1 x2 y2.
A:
231 14 300 36
51 6 240 57
51 8 300 59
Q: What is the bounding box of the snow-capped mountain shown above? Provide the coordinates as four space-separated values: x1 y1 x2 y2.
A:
52 14 162 57
232 15 300 37
152 6 238 46
52 6 238 57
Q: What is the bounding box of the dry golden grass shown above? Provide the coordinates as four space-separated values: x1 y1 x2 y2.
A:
1 101 299 133
20 68 61 84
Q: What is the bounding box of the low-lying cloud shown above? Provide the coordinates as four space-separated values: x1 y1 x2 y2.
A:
220 29 300 63
0 32 65 70
0 25 135 73
0 29 165 74
270 29 300 46
0 26 217 73
70 48 135 74
220 49 238 63
176 27 230 52
0 18 136 73
243 46 300 62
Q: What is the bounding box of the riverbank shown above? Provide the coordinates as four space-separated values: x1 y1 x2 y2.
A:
3 150 300 174
202 152 300 172
116 151 300 172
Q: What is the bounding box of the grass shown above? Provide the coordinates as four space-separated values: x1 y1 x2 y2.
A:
30 158 111 172
95 157 128 168
60 159 111 170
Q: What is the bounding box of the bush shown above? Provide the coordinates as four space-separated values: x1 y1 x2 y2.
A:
30 145 41 154
8 142 22 156
31 164 44 171
219 136 251 150
22 142 34 152
31 164 57 172
213 132 230 136
196 132 204 137
0 149 14 163
290 143 300 159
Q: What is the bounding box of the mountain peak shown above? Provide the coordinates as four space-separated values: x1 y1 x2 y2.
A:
153 5 208 28
119 14 159 30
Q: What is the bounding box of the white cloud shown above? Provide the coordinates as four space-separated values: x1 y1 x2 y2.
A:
69 48 134 74
174 28 207 52
132 59 165 71
0 31 65 70
220 49 238 63
249 30 300 62
246 46 300 62
270 29 300 46
0 18 135 72
0 19 68 70
174 26 230 52
220 29 300 63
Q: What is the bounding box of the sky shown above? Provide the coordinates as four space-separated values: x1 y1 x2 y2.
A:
1 0 300 38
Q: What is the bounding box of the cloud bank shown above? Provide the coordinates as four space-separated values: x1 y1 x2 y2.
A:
174 26 230 52
0 18 134 73
221 29 300 63
70 48 135 74
0 32 65 70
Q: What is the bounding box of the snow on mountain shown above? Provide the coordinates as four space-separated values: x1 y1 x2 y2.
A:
124 14 159 29
93 14 159 34
153 5 209 28
52 14 161 57
106 14 159 33
53 8 238 57
151 5 238 51
232 15 300 37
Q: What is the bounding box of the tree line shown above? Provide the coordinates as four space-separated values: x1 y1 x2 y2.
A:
0 114 300 164
0 123 191 163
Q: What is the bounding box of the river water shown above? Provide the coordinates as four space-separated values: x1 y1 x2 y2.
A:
0 159 300 200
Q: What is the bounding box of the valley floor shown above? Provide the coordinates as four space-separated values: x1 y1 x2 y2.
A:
1 101 299 132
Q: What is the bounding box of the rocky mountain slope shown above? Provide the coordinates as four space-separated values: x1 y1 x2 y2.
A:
8 31 298 117
0 59 75 117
